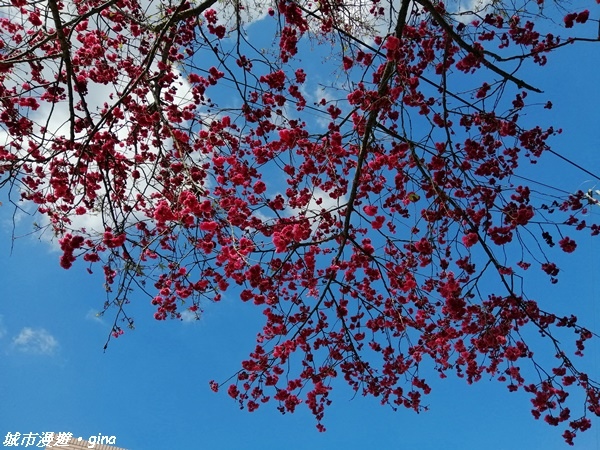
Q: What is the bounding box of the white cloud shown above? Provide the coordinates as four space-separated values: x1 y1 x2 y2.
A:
85 309 105 325
180 309 200 323
284 185 348 234
12 327 59 355
447 0 494 23
286 186 347 216
216 0 271 28
0 316 6 339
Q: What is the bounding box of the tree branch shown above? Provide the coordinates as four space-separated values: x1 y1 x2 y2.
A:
415 0 543 93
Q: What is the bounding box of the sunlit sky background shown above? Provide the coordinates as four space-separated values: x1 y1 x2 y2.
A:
1 2 600 449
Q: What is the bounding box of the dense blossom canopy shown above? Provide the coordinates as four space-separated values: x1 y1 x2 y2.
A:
1 0 599 443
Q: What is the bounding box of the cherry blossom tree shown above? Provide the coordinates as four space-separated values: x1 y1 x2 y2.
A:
1 0 599 443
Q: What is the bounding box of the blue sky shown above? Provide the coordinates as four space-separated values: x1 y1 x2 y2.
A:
2 3 600 450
